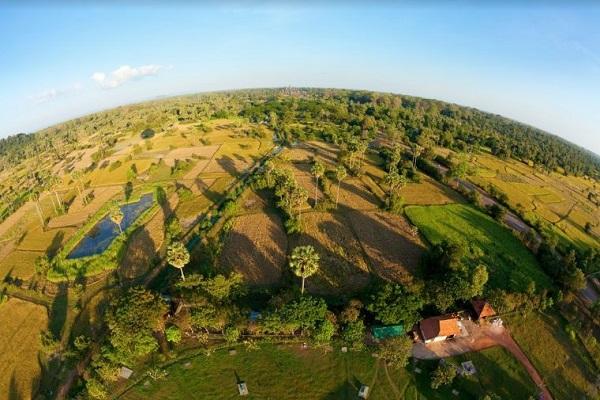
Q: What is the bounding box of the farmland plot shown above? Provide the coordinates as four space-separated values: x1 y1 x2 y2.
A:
0 298 48 400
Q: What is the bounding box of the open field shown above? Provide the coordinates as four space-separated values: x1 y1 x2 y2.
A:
348 211 425 286
402 173 464 205
0 249 43 281
289 212 370 296
219 212 288 286
405 204 552 292
120 343 537 400
469 152 599 250
0 298 48 400
507 311 599 400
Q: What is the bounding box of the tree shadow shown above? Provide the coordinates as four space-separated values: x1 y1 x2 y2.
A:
119 227 157 281
45 230 65 259
216 155 239 175
8 372 21 400
49 282 68 340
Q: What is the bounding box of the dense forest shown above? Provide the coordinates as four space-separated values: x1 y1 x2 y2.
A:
1 88 598 177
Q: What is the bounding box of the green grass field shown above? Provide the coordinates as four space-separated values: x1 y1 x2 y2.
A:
119 344 536 400
405 204 552 292
507 311 599 400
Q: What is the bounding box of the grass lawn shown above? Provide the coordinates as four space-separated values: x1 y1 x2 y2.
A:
120 343 539 400
405 204 552 292
507 311 599 400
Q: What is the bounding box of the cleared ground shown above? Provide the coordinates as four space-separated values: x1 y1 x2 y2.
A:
348 211 425 286
0 298 48 400
219 213 288 286
289 212 370 296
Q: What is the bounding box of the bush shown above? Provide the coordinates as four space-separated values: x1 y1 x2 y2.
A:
166 326 182 344
141 128 155 139
223 326 241 343
313 319 336 343
342 320 365 349
430 361 457 389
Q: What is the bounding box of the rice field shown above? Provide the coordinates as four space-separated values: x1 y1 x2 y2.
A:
0 298 48 400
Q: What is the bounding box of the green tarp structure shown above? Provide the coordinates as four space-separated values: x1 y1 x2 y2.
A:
372 325 404 340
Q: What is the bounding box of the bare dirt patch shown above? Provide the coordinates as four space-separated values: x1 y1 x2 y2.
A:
348 211 425 285
336 179 381 210
289 212 370 296
219 213 287 286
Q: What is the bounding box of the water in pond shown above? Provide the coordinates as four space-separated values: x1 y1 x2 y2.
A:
67 193 154 259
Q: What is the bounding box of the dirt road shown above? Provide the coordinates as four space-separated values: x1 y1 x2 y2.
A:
413 320 553 400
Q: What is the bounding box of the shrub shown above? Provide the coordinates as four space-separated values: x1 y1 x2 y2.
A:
141 128 155 139
166 326 182 344
223 326 241 343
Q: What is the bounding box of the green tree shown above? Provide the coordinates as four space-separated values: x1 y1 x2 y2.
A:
335 164 347 207
367 282 423 327
106 287 167 363
431 361 457 389
376 336 413 368
311 160 325 206
289 245 320 294
314 319 336 343
342 320 365 349
109 205 124 233
167 241 190 281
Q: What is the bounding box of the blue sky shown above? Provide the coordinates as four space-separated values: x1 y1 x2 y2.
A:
1 2 599 154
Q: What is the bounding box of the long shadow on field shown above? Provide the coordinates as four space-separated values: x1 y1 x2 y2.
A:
321 380 356 400
8 372 21 400
219 217 286 287
49 282 68 340
119 227 156 281
331 204 425 284
46 230 65 259
217 155 239 175
339 180 381 208
472 351 539 399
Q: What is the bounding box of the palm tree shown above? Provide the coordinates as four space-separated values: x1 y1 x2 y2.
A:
109 205 124 233
30 190 45 227
310 161 325 206
167 241 190 281
48 175 64 215
263 160 275 187
334 164 347 207
72 171 87 205
289 245 320 294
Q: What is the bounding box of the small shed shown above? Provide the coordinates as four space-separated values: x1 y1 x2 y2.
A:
119 366 133 379
358 385 370 399
372 325 404 341
471 299 496 322
237 382 249 396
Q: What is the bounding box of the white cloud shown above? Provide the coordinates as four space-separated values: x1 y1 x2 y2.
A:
91 64 168 89
29 83 82 104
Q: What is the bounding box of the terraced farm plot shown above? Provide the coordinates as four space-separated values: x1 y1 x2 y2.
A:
0 298 48 400
289 212 370 295
49 186 122 228
219 213 287 286
402 174 463 205
0 250 43 280
405 204 551 292
88 159 153 186
17 226 75 255
348 211 425 285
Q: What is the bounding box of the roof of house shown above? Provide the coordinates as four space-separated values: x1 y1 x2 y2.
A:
419 315 460 340
471 299 496 319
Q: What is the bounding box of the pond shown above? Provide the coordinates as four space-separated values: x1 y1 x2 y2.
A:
67 193 154 259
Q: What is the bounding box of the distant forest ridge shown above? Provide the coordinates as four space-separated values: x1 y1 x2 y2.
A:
0 88 598 177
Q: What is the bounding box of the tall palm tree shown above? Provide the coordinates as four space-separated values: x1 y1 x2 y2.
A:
30 190 45 227
109 205 124 233
335 164 347 207
167 241 190 281
310 161 325 206
289 245 320 294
